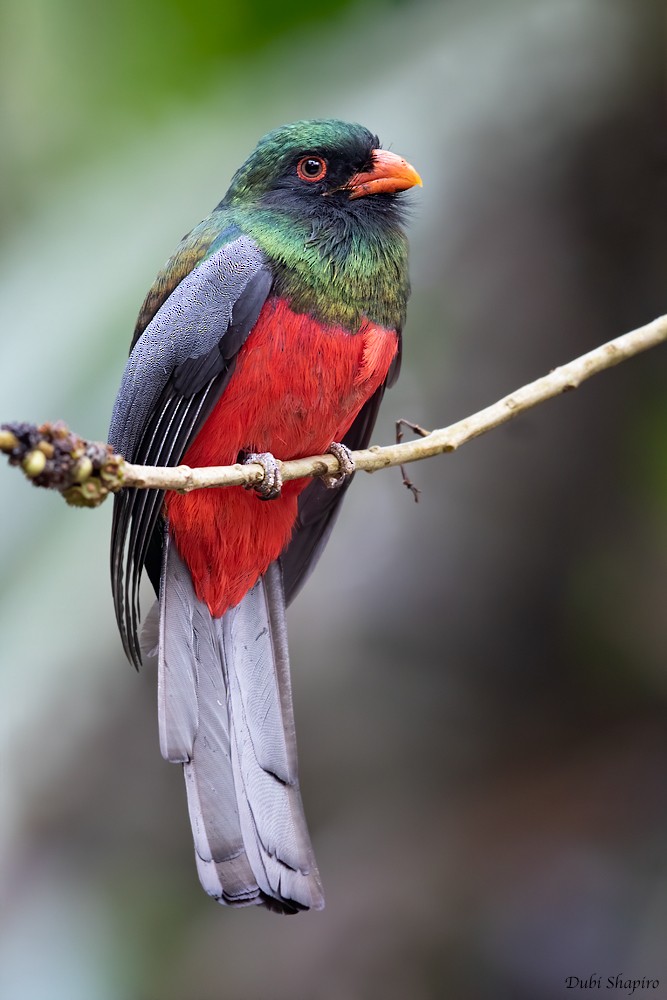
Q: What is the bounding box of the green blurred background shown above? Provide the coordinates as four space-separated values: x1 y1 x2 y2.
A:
1 1 666 997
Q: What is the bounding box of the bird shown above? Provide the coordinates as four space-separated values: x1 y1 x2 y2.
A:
108 119 421 913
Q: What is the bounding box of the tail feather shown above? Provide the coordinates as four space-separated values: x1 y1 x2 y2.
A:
184 766 259 907
156 536 199 763
154 528 323 912
223 562 324 909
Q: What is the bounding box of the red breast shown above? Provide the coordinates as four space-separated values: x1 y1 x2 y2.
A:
165 296 398 615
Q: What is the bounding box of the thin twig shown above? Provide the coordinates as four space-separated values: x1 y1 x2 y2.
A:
395 418 431 502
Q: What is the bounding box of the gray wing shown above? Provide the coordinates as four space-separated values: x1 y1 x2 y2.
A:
109 233 272 668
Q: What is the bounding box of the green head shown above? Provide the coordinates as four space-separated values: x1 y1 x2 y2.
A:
223 119 421 211
134 119 421 340
221 119 421 330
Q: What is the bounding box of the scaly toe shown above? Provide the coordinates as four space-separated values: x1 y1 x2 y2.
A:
322 441 356 490
244 452 283 500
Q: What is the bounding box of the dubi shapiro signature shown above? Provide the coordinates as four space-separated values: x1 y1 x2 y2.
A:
565 976 660 995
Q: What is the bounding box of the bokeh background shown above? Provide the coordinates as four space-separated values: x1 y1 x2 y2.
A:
1 0 666 997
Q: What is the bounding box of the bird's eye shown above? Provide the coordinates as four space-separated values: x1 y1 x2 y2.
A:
296 156 327 182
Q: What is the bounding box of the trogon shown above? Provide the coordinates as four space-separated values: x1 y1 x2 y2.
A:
108 119 421 913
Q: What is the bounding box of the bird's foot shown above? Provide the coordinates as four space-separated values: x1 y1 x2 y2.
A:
322 441 355 490
243 452 283 500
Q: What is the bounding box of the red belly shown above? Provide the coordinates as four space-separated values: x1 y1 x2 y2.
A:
165 297 398 615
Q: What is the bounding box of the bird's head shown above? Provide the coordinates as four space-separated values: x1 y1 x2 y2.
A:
222 119 421 216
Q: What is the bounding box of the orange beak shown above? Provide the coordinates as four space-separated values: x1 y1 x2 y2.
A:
346 149 422 199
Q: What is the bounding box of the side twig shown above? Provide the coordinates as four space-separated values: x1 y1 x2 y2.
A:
395 418 431 502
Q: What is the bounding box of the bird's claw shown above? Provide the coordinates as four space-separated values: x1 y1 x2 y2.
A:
244 452 283 500
322 441 355 489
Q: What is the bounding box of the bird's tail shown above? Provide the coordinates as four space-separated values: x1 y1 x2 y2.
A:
148 528 324 913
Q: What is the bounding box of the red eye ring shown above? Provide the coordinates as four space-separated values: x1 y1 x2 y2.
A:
296 156 327 182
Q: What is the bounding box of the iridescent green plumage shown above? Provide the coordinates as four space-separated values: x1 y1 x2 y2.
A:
224 205 409 330
132 119 411 341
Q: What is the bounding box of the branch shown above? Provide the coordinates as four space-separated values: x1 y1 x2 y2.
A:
117 313 667 489
2 313 666 506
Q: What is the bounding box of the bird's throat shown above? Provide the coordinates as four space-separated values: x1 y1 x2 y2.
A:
228 206 410 332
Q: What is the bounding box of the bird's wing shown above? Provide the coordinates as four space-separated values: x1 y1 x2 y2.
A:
130 216 232 348
109 232 273 668
280 334 401 605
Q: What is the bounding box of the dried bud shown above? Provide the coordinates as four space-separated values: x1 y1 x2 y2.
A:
100 455 125 490
0 429 19 453
63 479 108 508
22 449 47 477
73 456 94 483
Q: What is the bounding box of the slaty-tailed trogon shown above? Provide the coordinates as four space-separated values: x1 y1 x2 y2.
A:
108 119 421 913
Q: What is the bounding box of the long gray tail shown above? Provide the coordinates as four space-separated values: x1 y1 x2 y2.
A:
151 528 324 913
